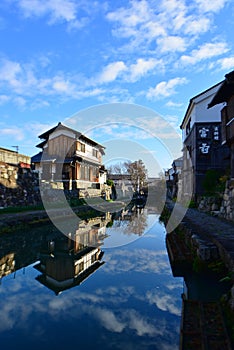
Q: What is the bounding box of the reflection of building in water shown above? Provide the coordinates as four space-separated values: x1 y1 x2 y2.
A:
111 205 148 236
72 213 111 247
108 174 134 199
179 275 232 350
34 215 110 294
0 253 16 281
165 233 232 350
0 229 43 284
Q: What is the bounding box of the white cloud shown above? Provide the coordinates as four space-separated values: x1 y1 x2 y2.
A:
24 122 55 137
184 16 211 35
127 58 161 82
163 114 181 129
166 101 183 108
106 1 167 52
0 1 232 112
30 99 50 110
194 0 229 13
0 58 44 96
160 0 186 14
180 42 229 65
105 0 220 59
0 57 106 104
146 77 188 100
106 0 151 28
142 21 166 39
52 78 74 93
157 35 187 53
13 96 26 107
0 127 25 141
97 61 127 83
0 59 22 89
17 0 77 23
0 95 10 105
216 56 234 70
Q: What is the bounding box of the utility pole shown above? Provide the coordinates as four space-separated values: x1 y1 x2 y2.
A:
12 146 19 153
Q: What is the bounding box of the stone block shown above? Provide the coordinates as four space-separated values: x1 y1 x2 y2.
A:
223 194 229 201
198 245 210 261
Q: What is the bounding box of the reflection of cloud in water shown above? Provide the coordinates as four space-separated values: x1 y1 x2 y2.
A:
165 281 182 291
0 245 181 350
95 285 135 304
94 307 126 333
103 248 170 275
146 289 181 316
89 305 166 337
0 293 48 333
161 345 178 350
125 309 165 337
0 279 181 350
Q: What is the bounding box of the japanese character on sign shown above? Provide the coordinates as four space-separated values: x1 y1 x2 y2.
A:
199 143 210 154
213 126 219 141
199 127 209 138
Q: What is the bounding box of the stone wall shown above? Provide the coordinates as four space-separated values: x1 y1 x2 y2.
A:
0 162 111 208
198 179 234 221
0 162 41 208
198 196 222 214
219 179 234 221
40 180 111 201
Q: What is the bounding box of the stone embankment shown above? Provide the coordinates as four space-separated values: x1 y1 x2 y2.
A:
0 162 40 208
0 199 127 234
164 200 234 309
163 200 234 349
198 179 234 221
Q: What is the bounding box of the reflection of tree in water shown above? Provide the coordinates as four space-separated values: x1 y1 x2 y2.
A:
112 206 148 236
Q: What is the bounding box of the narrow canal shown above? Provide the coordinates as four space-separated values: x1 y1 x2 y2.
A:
0 205 231 350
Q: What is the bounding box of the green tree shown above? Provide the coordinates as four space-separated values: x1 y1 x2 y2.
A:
203 169 223 196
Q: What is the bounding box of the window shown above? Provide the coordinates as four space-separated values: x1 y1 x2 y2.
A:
80 164 90 180
91 254 96 264
92 149 98 158
77 142 85 153
78 261 84 273
186 118 191 135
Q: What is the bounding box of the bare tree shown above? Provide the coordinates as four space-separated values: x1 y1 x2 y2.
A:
107 159 148 192
107 161 129 175
125 159 147 192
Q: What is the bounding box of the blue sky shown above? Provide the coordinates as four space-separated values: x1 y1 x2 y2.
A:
0 0 234 175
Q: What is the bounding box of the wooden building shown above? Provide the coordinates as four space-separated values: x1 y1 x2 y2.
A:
180 83 230 199
208 70 234 179
34 215 109 294
31 122 107 192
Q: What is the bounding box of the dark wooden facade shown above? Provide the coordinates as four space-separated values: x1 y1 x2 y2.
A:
208 71 234 178
183 122 229 196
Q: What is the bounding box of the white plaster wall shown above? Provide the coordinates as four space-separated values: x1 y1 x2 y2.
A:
182 83 225 141
49 129 76 140
195 99 224 123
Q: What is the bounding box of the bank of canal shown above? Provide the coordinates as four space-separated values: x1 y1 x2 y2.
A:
161 200 234 350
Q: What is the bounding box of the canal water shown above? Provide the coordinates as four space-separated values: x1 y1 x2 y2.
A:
0 206 184 350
